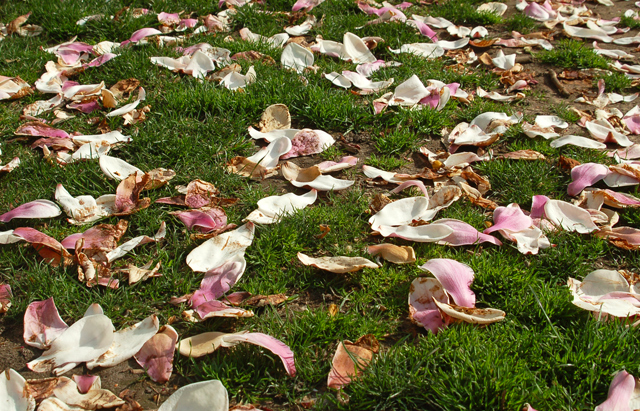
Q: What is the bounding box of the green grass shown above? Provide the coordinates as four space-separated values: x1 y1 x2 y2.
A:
620 15 640 29
503 14 539 34
537 39 609 70
596 72 633 93
1 0 639 409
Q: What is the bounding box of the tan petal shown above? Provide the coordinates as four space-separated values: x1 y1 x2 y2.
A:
433 299 506 324
297 252 378 273
258 104 291 132
367 244 416 264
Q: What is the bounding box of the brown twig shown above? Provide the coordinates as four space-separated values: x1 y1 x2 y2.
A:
548 70 570 97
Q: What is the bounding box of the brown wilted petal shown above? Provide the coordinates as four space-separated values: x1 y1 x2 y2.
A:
243 294 288 307
227 156 278 179
114 172 151 215
144 168 176 190
327 335 378 390
110 78 141 100
496 150 546 160
433 299 506 324
185 179 219 208
7 12 31 35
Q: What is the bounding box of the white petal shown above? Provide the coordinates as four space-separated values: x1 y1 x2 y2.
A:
544 199 599 233
324 72 352 89
27 314 115 375
158 380 228 411
86 315 159 369
342 32 376 64
246 136 292 169
99 155 142 180
281 43 314 73
550 135 607 149
290 175 354 191
369 197 429 231
186 222 254 272
0 369 35 411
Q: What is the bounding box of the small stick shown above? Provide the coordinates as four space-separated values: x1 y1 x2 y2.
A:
548 70 570 97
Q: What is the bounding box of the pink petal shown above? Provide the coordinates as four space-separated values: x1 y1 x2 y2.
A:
72 375 99 394
0 200 61 222
84 53 117 68
624 115 640 135
194 300 244 319
433 218 503 246
158 12 180 25
15 122 69 138
222 332 296 377
13 227 69 264
0 284 11 313
603 189 640 206
293 0 322 11
408 277 449 333
595 370 635 411
446 82 460 95
134 325 178 383
190 260 245 307
524 2 551 19
418 92 440 109
23 297 69 349
568 163 610 197
390 180 429 196
414 20 438 41
420 258 475 307
484 204 532 234
67 100 100 113
171 208 227 233
396 2 413 9
179 18 198 28
602 226 640 245
126 28 162 44
316 156 359 172
224 291 251 305
529 195 549 219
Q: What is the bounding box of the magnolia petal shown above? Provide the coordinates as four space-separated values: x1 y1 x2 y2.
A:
171 208 227 233
99 155 142 181
433 299 506 324
245 190 317 224
544 199 599 233
324 72 352 89
24 298 69 350
433 218 503 246
87 315 159 369
568 163 610 196
550 135 607 150
258 104 291 132
219 332 296 376
281 43 314 73
190 256 247 307
586 121 633 147
380 223 454 242
290 174 354 191
55 184 116 225
342 32 376 64
484 204 533 234
0 200 61 222
105 221 165 263
362 164 411 183
389 43 445 59
158 380 228 411
72 374 100 394
51 377 124 409
595 371 637 411
369 197 430 231
13 227 72 266
247 137 292 169
27 314 115 375
0 369 35 411
389 74 429 106
190 300 254 320
341 71 393 91
367 244 416 264
187 222 254 272
281 129 336 159
327 336 377 389
564 22 613 43
420 258 475 307
134 325 178 383
408 277 449 333
0 284 10 314
298 252 378 273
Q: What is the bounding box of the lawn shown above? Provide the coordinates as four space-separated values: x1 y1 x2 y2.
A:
1 0 640 409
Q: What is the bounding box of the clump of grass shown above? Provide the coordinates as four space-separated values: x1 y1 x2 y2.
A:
430 0 503 26
596 72 633 93
550 103 580 123
373 129 421 155
503 14 538 34
620 15 640 29
365 153 407 171
320 145 346 161
537 39 609 69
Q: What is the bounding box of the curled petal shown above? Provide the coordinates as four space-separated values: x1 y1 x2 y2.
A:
420 258 475 307
0 200 61 222
135 325 178 383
